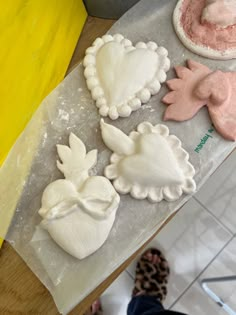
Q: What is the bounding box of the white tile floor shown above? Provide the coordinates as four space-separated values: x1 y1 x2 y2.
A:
173 238 236 315
101 150 236 315
195 150 236 235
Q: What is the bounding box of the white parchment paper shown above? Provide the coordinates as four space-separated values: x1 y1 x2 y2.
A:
0 0 235 314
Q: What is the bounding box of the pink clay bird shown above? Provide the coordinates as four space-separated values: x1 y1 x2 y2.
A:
162 60 236 141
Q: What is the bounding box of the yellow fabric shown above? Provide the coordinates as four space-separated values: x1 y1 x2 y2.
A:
0 0 87 165
0 0 87 246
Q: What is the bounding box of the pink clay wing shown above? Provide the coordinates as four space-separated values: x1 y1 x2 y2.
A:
163 59 236 141
162 60 211 121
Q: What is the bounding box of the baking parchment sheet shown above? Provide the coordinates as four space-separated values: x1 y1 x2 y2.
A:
1 0 236 314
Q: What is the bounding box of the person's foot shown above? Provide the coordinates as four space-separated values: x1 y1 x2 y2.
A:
132 248 170 302
84 299 103 315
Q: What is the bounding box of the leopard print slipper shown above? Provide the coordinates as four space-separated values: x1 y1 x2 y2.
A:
84 299 103 315
132 248 170 302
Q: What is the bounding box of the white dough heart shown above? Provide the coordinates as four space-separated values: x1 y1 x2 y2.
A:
42 208 116 260
96 42 158 107
38 133 120 259
83 34 170 120
101 120 196 202
120 134 184 187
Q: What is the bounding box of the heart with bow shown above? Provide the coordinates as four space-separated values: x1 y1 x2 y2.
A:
38 133 120 259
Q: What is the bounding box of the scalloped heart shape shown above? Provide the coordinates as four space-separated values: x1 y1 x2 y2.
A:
84 34 170 120
101 120 196 202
